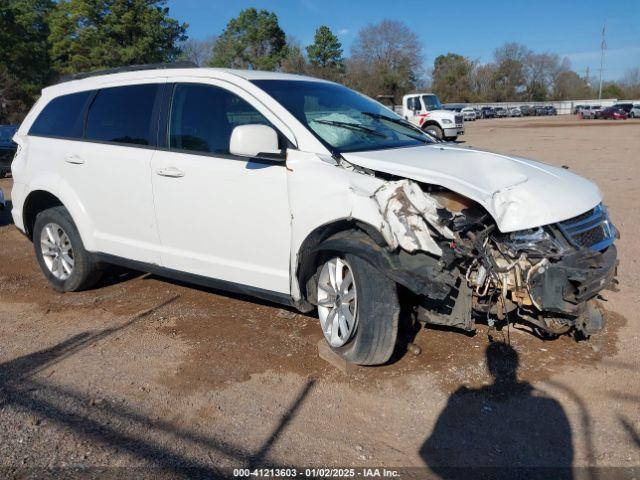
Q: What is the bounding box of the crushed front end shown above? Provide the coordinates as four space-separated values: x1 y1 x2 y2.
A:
370 179 619 338
436 195 618 337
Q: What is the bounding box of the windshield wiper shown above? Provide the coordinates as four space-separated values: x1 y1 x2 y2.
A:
311 119 387 138
360 112 434 143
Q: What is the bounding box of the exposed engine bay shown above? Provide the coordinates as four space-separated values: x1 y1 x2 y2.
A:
370 179 619 338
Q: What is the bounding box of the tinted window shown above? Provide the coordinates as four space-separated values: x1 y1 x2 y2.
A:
407 97 420 111
29 91 91 138
86 84 158 145
169 83 272 154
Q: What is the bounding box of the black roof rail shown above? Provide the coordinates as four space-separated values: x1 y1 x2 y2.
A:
56 61 198 84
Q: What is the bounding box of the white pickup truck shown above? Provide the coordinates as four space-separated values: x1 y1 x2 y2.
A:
402 93 464 141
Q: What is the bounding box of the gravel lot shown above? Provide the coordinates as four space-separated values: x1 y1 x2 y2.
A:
1 115 639 478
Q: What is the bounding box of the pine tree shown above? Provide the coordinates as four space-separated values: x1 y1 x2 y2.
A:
208 8 286 71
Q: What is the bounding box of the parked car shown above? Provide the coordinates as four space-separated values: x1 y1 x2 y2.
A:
534 105 547 116
613 103 634 115
0 125 19 177
10 64 618 365
494 107 508 118
596 106 628 120
580 105 602 119
630 104 640 118
0 187 4 210
473 107 482 119
519 105 533 116
442 104 463 112
508 107 522 117
545 106 557 115
573 105 587 115
403 94 464 141
480 106 495 118
461 106 476 121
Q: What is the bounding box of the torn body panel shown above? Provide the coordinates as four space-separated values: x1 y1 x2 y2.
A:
287 152 454 304
373 179 453 255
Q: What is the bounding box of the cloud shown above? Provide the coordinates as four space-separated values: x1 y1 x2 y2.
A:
564 45 640 62
338 28 350 35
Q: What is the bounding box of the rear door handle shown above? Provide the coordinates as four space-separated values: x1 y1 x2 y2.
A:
65 154 84 164
156 166 185 178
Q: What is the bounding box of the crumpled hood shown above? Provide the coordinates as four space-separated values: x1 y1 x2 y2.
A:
342 144 602 232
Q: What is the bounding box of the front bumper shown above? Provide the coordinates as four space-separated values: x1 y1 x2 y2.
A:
528 245 618 315
444 126 464 137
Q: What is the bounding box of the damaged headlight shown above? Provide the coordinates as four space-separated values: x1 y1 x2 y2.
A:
498 227 567 257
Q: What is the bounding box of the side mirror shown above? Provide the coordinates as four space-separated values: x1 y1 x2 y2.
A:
229 124 282 160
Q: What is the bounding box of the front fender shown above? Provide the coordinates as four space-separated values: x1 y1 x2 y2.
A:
312 230 455 302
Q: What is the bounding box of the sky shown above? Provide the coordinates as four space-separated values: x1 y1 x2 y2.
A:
166 0 640 81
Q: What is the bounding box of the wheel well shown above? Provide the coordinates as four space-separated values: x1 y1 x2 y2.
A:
295 219 386 307
23 190 63 239
421 121 441 129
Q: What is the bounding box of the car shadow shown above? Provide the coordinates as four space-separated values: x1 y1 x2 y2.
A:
420 342 574 479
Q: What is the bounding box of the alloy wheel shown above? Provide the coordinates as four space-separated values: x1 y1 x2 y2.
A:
317 257 358 347
40 222 74 280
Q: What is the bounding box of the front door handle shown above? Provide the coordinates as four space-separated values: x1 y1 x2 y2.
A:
156 167 185 178
65 154 84 164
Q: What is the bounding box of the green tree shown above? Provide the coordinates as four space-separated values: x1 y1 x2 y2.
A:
601 82 623 99
0 0 53 110
48 0 187 76
306 25 343 75
208 8 286 71
432 53 475 102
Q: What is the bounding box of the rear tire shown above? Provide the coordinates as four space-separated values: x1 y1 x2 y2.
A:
316 254 399 365
423 124 443 140
33 206 102 292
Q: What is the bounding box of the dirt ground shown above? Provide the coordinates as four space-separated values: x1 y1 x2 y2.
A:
0 115 639 478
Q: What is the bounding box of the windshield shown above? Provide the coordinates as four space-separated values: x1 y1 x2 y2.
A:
253 80 436 153
422 95 442 111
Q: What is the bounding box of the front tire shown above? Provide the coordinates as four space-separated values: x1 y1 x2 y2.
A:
316 254 399 365
423 124 443 140
33 206 102 292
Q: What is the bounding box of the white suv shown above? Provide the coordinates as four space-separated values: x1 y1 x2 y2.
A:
11 66 618 365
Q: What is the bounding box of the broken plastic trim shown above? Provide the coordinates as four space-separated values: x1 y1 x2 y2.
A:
373 179 453 256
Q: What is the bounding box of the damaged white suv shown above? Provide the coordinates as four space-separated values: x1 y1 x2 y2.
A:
11 66 618 365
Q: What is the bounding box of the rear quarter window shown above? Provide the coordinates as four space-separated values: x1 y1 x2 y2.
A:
29 91 92 139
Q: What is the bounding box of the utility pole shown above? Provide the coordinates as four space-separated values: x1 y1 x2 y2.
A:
598 24 606 99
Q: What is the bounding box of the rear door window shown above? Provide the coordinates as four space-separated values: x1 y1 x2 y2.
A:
29 91 91 139
86 84 159 146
